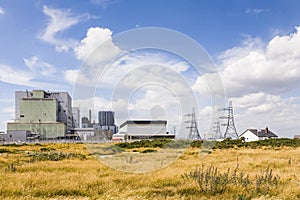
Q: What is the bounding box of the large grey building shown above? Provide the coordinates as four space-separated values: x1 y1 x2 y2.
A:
7 90 74 140
15 90 73 132
98 111 115 126
97 111 118 134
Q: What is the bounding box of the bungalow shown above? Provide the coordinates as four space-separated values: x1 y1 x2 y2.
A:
294 135 300 139
239 127 278 142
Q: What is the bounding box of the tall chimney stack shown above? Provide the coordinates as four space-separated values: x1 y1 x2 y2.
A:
89 109 92 122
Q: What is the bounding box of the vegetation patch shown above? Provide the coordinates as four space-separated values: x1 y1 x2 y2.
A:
141 149 157 153
0 148 15 153
183 164 280 198
28 151 86 162
189 138 300 149
116 139 172 149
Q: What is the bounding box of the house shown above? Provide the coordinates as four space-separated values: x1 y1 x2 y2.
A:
239 127 278 142
294 135 300 139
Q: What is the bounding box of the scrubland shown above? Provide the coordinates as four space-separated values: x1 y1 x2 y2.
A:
0 141 300 200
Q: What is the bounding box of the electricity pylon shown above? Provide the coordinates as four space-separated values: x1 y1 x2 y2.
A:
219 101 238 139
185 107 201 140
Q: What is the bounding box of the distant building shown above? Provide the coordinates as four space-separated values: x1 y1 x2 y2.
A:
7 90 73 140
81 116 92 128
118 120 175 141
72 107 80 128
99 111 115 126
294 135 300 139
97 111 118 134
239 127 278 142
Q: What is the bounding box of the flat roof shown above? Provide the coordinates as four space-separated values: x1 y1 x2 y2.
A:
120 120 167 128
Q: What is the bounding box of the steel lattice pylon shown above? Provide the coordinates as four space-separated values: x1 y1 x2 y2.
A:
220 101 238 139
185 107 201 140
213 119 223 139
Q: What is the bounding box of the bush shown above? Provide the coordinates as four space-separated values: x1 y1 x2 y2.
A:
183 164 280 197
212 138 300 149
5 163 17 173
29 151 86 162
141 149 157 153
0 148 13 153
40 147 56 151
116 139 172 149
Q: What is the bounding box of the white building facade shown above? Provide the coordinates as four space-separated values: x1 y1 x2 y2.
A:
239 128 278 142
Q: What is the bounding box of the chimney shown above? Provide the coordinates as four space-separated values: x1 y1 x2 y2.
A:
89 109 92 122
265 127 269 133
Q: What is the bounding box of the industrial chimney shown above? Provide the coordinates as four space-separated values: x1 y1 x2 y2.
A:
89 109 92 122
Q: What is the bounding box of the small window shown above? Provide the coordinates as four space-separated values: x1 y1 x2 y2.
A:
20 115 24 117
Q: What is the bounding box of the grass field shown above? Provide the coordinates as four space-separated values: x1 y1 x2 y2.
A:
0 142 300 199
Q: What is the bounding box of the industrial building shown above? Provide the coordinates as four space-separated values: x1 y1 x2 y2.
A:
97 111 118 134
7 90 73 140
72 107 80 128
118 120 175 141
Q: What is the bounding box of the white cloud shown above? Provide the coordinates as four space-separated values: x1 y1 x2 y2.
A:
246 8 269 15
0 7 4 15
194 26 300 97
0 64 34 86
90 0 119 8
230 92 300 138
74 27 121 63
64 69 79 84
24 56 56 76
40 5 85 52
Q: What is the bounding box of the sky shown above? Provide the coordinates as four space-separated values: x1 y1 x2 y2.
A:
0 0 300 138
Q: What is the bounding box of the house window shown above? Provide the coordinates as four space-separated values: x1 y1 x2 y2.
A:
20 115 24 117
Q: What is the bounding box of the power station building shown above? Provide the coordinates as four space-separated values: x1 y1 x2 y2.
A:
97 111 118 134
7 90 73 140
118 120 174 140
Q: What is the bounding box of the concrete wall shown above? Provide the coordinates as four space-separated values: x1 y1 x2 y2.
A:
20 98 57 123
5 130 31 142
7 122 66 139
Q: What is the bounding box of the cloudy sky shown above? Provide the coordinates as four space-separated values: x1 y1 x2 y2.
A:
0 0 300 138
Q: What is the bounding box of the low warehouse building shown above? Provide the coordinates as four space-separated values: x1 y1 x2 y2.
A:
119 120 175 141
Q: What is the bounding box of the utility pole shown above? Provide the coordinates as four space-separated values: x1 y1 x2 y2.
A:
185 107 201 140
219 101 238 139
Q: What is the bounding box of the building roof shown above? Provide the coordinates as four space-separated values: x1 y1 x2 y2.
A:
242 128 278 138
120 120 167 128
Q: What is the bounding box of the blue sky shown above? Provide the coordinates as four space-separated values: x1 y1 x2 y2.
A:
1 0 300 138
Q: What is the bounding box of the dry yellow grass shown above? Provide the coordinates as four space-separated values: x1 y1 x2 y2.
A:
0 143 300 199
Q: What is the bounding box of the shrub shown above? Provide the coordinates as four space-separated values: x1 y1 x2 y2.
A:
0 148 13 153
183 164 280 197
5 163 17 173
141 149 157 153
40 147 56 151
116 139 172 149
29 151 86 162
